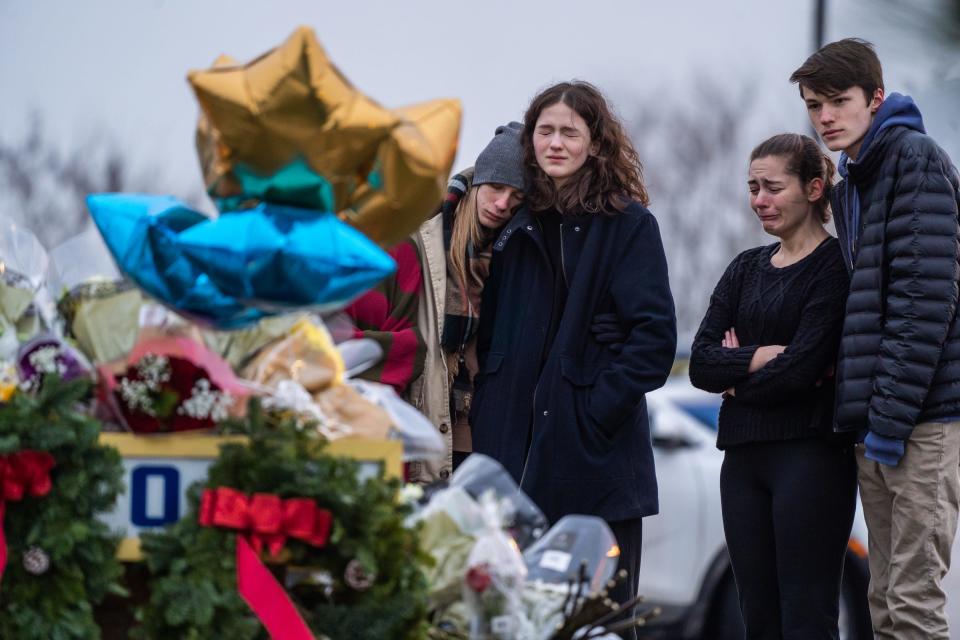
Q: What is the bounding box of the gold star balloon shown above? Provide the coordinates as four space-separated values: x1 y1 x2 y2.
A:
189 26 462 247
341 98 461 247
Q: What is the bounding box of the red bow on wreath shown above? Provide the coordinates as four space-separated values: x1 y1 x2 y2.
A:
199 487 334 640
199 487 332 557
0 450 56 586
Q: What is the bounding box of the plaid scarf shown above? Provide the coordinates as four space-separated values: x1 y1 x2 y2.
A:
440 169 492 358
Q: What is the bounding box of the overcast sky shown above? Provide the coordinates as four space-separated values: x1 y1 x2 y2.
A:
3 0 958 198
0 1 818 192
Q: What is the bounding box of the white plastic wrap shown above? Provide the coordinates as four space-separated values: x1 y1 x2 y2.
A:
462 492 529 640
348 378 444 463
523 515 619 595
451 453 548 549
0 217 51 358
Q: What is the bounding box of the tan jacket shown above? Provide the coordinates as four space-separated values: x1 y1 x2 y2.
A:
407 213 453 482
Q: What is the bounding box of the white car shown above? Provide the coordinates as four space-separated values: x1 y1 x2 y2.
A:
637 377 872 640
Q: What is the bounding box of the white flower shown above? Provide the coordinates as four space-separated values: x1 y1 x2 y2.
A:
136 354 171 390
28 346 66 376
399 483 424 505
178 378 233 422
119 377 156 415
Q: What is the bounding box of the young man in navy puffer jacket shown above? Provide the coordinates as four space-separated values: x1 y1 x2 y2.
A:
792 38 960 639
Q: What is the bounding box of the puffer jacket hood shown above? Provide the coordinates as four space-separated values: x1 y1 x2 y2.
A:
839 93 926 179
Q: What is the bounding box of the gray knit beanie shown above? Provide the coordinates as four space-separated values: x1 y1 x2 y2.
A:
473 121 525 191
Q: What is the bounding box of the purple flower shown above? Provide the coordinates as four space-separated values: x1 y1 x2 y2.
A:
16 334 91 385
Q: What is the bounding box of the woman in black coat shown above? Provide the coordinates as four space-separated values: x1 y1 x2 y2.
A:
470 81 677 632
689 134 857 640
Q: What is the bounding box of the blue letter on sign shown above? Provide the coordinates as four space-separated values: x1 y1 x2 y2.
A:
131 466 180 527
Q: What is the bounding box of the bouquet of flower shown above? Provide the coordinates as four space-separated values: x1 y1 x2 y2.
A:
451 454 548 549
461 493 529 640
519 515 632 640
414 456 660 640
410 455 538 637
15 333 92 394
48 227 143 364
0 217 53 361
99 336 248 433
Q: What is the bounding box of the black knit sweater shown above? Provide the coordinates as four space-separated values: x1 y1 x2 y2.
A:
689 237 850 449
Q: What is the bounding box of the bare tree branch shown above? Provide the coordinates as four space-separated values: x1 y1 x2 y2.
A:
0 114 202 248
625 81 780 344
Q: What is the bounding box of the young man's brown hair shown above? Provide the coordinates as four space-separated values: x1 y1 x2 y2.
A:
790 37 884 102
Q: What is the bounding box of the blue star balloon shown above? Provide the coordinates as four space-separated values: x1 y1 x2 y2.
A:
177 203 396 311
86 194 395 329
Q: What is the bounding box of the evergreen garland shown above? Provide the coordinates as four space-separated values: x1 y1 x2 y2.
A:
135 401 432 639
0 376 125 639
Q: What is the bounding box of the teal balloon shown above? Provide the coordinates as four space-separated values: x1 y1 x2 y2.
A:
87 194 396 329
221 157 337 212
87 193 265 329
177 203 396 311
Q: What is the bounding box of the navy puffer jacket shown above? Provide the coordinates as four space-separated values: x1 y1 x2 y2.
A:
833 95 960 440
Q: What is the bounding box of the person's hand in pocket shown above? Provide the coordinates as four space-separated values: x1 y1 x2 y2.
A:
591 312 626 353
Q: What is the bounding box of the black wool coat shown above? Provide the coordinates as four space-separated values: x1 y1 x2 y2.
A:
834 126 960 439
469 202 677 523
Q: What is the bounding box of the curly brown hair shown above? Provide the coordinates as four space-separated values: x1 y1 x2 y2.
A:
522 81 649 214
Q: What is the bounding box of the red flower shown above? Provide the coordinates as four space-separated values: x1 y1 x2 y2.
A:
466 564 492 593
168 356 204 397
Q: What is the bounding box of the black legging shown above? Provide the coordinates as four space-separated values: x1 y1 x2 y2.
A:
720 438 857 640
608 518 643 640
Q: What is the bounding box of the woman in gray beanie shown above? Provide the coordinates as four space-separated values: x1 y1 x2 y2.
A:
406 122 527 483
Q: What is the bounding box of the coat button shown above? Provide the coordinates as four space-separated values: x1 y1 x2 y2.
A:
543 410 549 416
574 226 581 232
526 225 534 231
506 229 512 234
440 468 450 479
439 423 450 434
496 242 503 248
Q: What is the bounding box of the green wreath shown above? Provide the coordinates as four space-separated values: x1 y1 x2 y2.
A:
135 401 432 640
0 376 125 639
